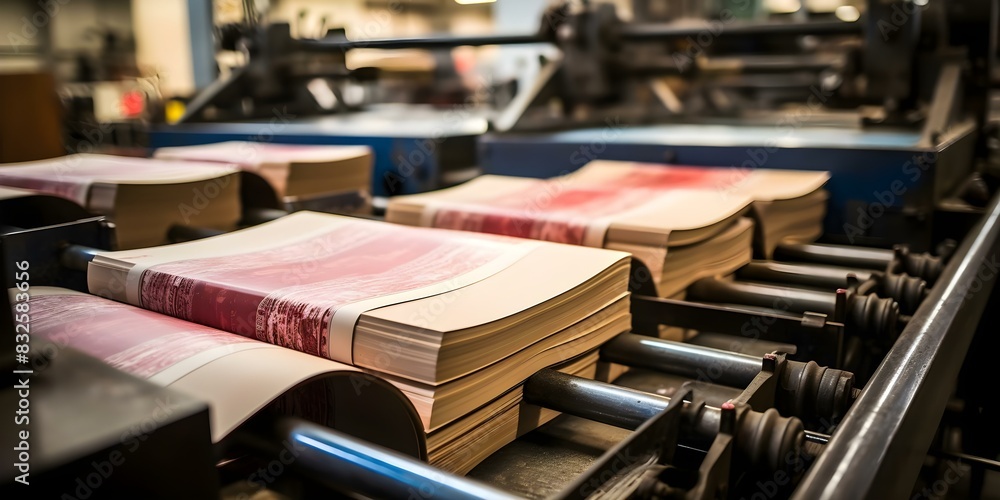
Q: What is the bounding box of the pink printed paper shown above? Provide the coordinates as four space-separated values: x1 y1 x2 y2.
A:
31 293 257 379
138 221 515 359
431 166 746 245
432 186 648 245
157 143 369 168
0 155 235 206
584 164 747 191
0 176 89 206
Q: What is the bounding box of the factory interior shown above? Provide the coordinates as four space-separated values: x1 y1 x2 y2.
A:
2 0 1000 498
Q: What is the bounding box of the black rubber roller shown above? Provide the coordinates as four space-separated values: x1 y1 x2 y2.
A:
736 408 805 473
878 272 927 315
891 245 945 287
779 361 856 423
847 293 899 343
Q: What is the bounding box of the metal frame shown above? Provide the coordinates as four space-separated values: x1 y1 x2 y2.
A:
793 192 1000 498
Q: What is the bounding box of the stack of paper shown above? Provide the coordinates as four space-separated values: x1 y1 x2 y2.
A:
0 154 241 249
85 212 631 473
387 174 757 297
565 161 830 257
155 142 372 210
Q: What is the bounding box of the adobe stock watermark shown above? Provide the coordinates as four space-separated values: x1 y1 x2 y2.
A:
61 397 177 500
568 116 626 167
341 1 403 49
668 0 763 73
177 175 235 223
911 460 967 499
385 72 498 194
950 251 1000 306
842 151 937 243
177 106 295 222
716 84 835 202
6 0 71 52
739 415 842 500
876 0 930 42
578 447 650 497
234 438 307 497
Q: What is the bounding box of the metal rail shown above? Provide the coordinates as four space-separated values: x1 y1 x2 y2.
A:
619 19 861 39
297 33 541 51
296 19 861 52
793 192 1000 499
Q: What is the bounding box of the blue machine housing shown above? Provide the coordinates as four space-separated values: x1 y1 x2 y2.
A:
149 106 488 198
479 121 978 250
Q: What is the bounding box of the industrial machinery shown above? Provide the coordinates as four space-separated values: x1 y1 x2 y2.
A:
150 11 491 198
155 0 992 250
5 0 1000 498
474 0 993 252
2 182 998 497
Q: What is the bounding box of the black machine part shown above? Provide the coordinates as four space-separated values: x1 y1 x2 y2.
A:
794 192 1000 498
629 294 845 368
772 241 956 287
0 344 218 498
685 276 899 345
601 334 857 423
737 260 928 315
523 369 804 475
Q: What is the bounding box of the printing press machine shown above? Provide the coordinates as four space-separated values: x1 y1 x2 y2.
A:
2 166 999 498
152 0 994 246
0 177 997 499
5 0 1000 498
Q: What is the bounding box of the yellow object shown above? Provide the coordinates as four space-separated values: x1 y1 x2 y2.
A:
165 100 186 124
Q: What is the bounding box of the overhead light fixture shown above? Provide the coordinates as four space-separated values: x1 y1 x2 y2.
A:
835 5 860 22
764 0 802 14
455 0 496 4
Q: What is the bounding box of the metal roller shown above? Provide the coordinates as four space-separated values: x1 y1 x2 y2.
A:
298 33 541 52
274 419 519 500
772 242 952 286
686 333 798 357
59 243 103 273
629 295 844 367
773 242 897 270
523 369 804 473
601 334 857 422
602 333 763 388
686 277 899 343
613 371 745 406
737 260 928 315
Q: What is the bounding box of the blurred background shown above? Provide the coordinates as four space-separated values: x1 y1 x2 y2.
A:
0 0 872 162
